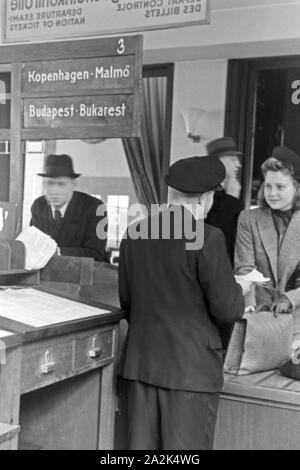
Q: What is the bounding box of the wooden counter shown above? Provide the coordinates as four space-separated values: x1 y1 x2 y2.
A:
214 371 300 450
0 257 124 450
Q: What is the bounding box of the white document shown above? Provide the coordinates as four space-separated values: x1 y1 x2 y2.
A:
16 226 57 270
235 269 270 284
0 288 110 327
0 330 13 338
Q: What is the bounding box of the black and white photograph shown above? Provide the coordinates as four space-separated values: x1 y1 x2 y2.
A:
0 0 299 453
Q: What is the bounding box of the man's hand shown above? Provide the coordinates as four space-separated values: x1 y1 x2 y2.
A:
245 305 256 313
224 177 242 198
235 278 252 296
291 339 300 355
271 296 293 318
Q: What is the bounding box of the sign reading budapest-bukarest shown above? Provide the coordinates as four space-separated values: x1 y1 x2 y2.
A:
20 35 143 137
4 0 210 43
24 95 134 130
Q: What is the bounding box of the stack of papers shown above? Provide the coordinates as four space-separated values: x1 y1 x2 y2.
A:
16 226 57 270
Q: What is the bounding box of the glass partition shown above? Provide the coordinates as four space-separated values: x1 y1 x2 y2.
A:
22 139 138 261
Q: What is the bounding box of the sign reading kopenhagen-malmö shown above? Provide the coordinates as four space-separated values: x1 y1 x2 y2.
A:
4 0 210 43
22 56 135 92
21 35 143 139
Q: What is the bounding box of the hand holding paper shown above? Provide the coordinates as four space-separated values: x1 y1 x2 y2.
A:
16 226 57 270
235 269 270 285
234 269 270 297
235 278 252 296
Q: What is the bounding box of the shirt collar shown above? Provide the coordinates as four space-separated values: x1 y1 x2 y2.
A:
51 202 69 218
182 203 204 220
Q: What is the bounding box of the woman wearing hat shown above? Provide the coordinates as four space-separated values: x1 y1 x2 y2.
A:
235 146 300 347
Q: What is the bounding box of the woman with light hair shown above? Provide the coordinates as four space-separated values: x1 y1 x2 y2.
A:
235 146 300 349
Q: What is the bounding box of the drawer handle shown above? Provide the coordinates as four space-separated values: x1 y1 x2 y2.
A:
89 337 102 359
89 347 102 359
41 351 56 375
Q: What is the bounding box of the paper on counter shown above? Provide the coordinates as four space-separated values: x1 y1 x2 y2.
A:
0 288 110 328
0 330 13 338
235 269 270 284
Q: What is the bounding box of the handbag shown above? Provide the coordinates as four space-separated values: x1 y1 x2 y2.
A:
224 311 294 375
280 359 300 381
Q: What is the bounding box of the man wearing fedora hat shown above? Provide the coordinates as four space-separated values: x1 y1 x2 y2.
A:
30 154 109 262
119 156 250 450
206 138 244 350
206 137 243 266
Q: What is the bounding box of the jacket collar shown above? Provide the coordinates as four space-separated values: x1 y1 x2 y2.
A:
278 209 300 282
256 208 278 281
256 208 300 283
62 192 80 222
41 192 80 223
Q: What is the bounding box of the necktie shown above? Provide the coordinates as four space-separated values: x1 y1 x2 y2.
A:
54 209 62 226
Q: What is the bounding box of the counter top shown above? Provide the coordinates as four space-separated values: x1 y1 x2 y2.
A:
0 285 124 345
223 370 300 406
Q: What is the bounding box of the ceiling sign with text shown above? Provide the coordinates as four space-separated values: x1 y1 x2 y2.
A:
21 35 142 139
3 0 210 43
24 95 134 129
23 56 135 93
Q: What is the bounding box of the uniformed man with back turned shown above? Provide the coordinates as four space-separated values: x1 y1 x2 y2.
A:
118 156 251 450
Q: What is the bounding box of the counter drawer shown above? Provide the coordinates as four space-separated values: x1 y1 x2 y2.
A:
21 338 73 394
72 328 114 372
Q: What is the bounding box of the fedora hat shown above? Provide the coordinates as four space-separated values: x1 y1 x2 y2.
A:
271 146 300 182
38 154 81 179
207 137 243 158
165 156 226 194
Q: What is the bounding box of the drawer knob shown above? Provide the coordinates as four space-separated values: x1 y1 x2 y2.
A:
41 351 56 375
89 347 102 359
89 337 102 359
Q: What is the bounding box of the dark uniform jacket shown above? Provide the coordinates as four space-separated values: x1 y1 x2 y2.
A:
30 191 109 262
206 190 243 265
118 206 244 393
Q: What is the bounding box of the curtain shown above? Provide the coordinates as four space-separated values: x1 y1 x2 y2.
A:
123 76 167 209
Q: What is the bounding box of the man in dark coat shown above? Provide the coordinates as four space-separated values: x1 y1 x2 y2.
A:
30 154 109 262
206 137 243 265
206 138 244 349
118 156 250 450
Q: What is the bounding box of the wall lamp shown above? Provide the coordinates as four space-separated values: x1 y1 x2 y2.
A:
181 107 207 143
